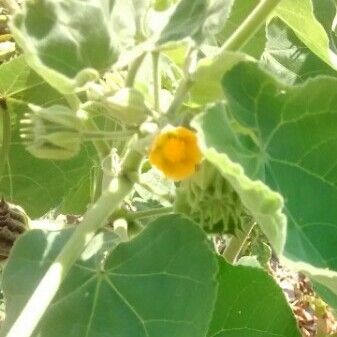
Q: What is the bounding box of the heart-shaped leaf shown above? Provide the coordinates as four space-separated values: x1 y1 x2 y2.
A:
1 215 218 337
11 0 120 93
194 61 337 304
207 257 301 337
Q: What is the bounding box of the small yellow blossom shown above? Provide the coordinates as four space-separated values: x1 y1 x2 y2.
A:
149 127 202 181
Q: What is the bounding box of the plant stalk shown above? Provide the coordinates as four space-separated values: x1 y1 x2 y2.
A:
219 0 282 53
166 47 197 116
5 150 142 337
0 101 11 180
125 53 146 87
222 217 256 264
84 118 111 160
166 78 194 116
152 51 161 112
127 206 174 221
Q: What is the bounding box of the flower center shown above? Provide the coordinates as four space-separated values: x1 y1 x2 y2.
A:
163 137 186 163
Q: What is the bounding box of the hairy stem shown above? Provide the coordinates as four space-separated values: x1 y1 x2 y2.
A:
6 150 142 337
166 78 194 116
219 0 282 53
64 94 81 111
127 206 174 221
166 47 197 116
0 101 11 180
125 53 146 87
83 118 111 159
152 51 161 112
222 217 256 264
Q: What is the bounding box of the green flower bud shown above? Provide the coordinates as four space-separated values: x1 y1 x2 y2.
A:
20 105 82 160
175 161 246 234
105 88 149 126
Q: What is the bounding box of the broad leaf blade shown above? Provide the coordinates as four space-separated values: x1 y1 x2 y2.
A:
2 215 218 337
157 0 233 45
11 0 119 93
157 0 207 44
0 57 95 217
196 60 337 302
190 51 252 105
208 257 301 337
111 0 151 49
0 56 64 116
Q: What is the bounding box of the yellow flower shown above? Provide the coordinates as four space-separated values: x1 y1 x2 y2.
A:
149 127 202 181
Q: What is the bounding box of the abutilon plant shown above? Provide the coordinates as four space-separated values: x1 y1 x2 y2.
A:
0 0 336 337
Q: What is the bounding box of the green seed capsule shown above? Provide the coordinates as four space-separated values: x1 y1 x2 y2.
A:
175 161 246 234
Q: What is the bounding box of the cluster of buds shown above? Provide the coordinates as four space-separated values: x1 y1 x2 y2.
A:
20 104 83 160
174 161 246 234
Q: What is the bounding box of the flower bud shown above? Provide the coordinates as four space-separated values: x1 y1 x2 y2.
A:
105 88 149 126
20 105 82 160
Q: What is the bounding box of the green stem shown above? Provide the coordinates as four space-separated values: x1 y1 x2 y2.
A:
125 53 146 87
6 150 142 337
64 94 81 111
166 46 197 116
83 118 110 160
82 130 135 141
219 0 282 53
166 78 193 116
0 102 11 180
222 217 256 264
127 207 174 221
152 51 161 112
65 94 111 159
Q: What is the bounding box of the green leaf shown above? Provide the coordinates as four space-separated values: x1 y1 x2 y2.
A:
11 0 120 93
1 142 95 217
191 51 252 105
216 0 265 58
111 0 151 49
274 0 337 70
157 0 233 45
195 60 337 301
262 18 337 85
0 56 64 116
311 0 337 52
157 0 207 45
207 258 301 337
313 282 337 312
0 56 95 217
2 215 218 337
203 0 235 36
193 105 286 256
